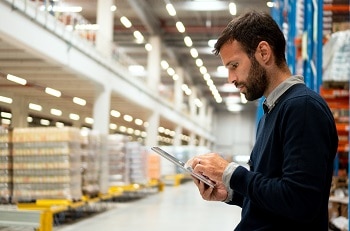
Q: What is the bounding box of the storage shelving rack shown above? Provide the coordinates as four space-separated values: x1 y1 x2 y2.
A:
272 0 350 228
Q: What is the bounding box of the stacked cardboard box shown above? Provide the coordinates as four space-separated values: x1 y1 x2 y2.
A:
0 127 11 203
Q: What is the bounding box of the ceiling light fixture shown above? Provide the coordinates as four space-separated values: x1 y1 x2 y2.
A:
166 3 176 16
1 112 12 119
40 119 50 126
73 97 86 106
167 68 175 76
133 31 144 42
123 114 133 122
195 58 203 67
190 48 198 58
110 5 117 12
0 96 13 104
45 87 61 97
184 36 193 47
120 16 132 28
229 2 237 15
29 103 42 111
145 43 152 51
110 110 121 118
7 74 27 85
176 21 185 33
109 123 117 130
69 113 80 121
50 108 62 116
85 117 94 124
160 60 169 69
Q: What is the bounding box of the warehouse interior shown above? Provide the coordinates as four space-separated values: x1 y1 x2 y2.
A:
0 0 349 230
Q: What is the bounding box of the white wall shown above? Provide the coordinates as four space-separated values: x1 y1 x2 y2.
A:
212 108 257 163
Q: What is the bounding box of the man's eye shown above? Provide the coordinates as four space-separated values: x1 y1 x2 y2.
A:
229 63 238 69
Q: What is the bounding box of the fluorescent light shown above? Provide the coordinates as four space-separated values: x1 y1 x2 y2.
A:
267 2 275 7
135 119 143 126
40 119 50 126
161 60 169 70
123 115 133 122
119 126 127 132
110 110 121 118
185 88 192 96
133 30 144 42
109 123 117 130
50 108 62 116
120 16 132 28
184 36 193 47
73 97 86 106
1 112 12 118
127 128 134 134
1 119 11 125
176 21 185 33
196 58 203 67
110 5 117 11
203 73 211 81
29 103 42 111
190 48 198 58
200 66 207 74
145 43 152 51
85 117 94 124
194 98 203 108
27 117 33 122
0 96 13 104
167 68 175 76
166 3 176 16
134 130 141 136
172 74 179 81
229 3 237 15
45 87 61 97
7 74 27 85
69 113 80 121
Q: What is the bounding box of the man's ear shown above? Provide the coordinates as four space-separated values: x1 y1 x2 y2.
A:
255 41 272 64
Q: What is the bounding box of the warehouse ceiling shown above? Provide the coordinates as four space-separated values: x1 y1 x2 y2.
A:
0 0 271 140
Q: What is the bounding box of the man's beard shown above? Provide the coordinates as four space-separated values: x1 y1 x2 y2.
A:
243 57 268 101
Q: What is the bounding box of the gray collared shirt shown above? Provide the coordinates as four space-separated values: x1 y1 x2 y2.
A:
263 75 305 113
222 75 305 202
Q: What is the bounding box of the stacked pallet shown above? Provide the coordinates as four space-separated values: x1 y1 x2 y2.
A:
11 127 82 202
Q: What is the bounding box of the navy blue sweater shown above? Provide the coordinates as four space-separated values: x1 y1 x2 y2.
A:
227 84 338 230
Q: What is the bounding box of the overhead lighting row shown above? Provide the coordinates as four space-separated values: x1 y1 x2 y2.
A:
160 60 203 107
2 74 191 144
165 1 228 104
113 5 203 108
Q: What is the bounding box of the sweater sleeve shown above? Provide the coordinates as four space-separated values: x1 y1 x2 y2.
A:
229 94 338 222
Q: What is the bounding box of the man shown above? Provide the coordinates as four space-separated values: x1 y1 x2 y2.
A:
188 11 338 230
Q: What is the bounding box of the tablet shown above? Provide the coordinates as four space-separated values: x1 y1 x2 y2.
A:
151 146 215 188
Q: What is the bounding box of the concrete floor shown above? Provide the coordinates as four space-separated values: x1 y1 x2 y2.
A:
56 182 242 231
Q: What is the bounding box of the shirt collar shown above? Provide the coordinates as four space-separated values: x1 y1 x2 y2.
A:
263 75 305 113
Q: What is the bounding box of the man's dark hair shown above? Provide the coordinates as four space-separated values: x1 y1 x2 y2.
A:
214 11 287 67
